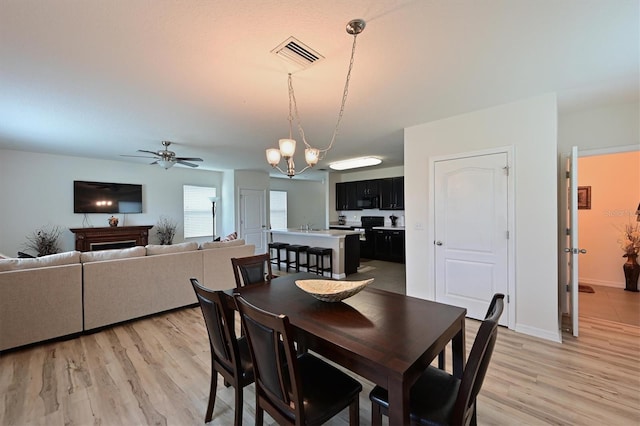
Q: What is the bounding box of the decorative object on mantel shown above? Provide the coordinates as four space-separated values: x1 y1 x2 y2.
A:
155 216 177 245
266 18 366 178
295 278 373 302
619 222 640 292
24 225 61 257
108 216 119 227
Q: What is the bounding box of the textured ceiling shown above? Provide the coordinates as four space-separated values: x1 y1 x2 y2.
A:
0 0 638 179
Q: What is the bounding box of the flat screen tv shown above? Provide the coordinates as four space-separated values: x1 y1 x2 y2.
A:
74 181 143 214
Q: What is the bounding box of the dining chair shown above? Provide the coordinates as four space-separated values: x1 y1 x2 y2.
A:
369 293 505 426
234 294 363 426
190 278 254 425
231 253 274 288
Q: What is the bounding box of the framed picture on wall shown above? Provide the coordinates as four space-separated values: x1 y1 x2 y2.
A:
577 186 591 209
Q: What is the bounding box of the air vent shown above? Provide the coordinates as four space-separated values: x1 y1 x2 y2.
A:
272 37 324 69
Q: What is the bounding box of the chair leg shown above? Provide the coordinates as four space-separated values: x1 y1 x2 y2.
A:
233 386 243 426
370 401 382 426
255 398 264 426
349 398 360 426
438 348 446 369
205 369 218 422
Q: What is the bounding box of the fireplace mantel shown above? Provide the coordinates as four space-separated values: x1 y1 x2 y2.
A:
70 226 153 252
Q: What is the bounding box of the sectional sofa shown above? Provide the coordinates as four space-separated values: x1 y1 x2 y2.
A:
0 240 255 351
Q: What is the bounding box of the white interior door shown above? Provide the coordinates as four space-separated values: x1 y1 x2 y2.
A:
434 152 509 325
239 189 266 253
566 146 582 337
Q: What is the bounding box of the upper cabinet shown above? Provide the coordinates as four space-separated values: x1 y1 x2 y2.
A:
336 177 403 211
336 181 359 210
379 177 404 210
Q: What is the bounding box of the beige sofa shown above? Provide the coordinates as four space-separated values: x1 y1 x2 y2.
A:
82 241 254 330
0 240 255 351
0 251 84 351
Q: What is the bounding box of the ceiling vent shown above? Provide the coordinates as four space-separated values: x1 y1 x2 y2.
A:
271 37 324 70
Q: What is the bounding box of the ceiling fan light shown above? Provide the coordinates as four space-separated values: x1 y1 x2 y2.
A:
329 156 382 171
266 148 281 166
158 159 175 169
279 138 296 157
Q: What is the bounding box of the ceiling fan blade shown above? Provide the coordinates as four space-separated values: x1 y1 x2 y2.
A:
175 157 203 162
138 149 160 156
121 154 158 159
177 160 199 168
150 160 159 165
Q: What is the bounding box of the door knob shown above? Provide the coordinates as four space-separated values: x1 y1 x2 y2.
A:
579 249 587 254
435 241 443 246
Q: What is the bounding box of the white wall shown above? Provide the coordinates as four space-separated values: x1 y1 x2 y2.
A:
0 149 225 255
404 94 560 342
558 101 639 152
269 177 328 229
578 151 640 287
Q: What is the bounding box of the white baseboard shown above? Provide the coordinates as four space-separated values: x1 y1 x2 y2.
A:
578 278 624 289
515 323 562 343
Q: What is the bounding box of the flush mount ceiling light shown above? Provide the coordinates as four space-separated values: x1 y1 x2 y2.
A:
266 18 366 178
329 156 382 171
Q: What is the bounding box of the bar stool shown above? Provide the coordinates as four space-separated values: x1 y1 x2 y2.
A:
307 247 333 277
268 242 289 271
285 245 309 273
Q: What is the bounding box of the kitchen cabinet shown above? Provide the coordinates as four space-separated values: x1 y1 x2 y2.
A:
373 229 405 263
356 179 380 199
379 177 404 210
335 182 359 210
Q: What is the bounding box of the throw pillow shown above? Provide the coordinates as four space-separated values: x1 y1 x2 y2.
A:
221 231 237 242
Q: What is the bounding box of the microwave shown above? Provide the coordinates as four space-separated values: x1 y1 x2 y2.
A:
357 197 378 209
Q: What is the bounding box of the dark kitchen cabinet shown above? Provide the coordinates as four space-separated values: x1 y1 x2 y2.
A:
379 177 404 210
373 229 405 263
356 179 380 199
335 181 359 210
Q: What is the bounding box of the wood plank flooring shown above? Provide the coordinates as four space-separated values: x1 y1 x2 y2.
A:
1 307 639 425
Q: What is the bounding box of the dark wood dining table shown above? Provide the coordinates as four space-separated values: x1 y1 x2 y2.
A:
228 272 467 425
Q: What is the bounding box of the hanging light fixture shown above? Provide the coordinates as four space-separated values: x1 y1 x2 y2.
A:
266 18 366 178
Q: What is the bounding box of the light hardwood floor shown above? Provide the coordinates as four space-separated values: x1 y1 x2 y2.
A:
1 305 639 425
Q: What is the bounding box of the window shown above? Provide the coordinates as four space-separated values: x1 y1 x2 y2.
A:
183 185 216 238
269 190 287 230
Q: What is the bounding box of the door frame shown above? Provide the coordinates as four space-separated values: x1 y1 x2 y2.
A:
238 187 267 254
429 146 516 330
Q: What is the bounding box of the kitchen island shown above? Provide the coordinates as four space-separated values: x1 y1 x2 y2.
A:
269 229 361 278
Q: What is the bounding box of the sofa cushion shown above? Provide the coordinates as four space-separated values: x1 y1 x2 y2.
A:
80 246 146 263
145 241 199 255
0 251 81 272
200 239 245 250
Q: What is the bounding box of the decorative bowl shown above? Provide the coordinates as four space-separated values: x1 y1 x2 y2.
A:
295 278 374 302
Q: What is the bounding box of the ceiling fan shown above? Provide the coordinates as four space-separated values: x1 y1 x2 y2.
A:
122 141 203 169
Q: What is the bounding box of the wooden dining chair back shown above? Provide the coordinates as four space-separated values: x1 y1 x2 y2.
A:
190 278 254 425
234 294 363 426
231 253 273 288
369 293 505 426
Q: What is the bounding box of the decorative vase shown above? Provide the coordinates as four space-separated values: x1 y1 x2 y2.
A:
623 253 640 292
108 216 119 227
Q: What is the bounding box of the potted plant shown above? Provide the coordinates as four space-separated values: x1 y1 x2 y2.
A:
24 225 62 257
156 216 177 245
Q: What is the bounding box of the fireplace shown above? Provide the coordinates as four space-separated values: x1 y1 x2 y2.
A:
90 240 137 251
70 226 153 252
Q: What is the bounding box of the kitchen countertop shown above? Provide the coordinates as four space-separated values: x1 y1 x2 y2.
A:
372 226 406 231
270 228 361 237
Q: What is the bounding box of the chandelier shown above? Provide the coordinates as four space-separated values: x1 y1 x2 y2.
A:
266 18 366 178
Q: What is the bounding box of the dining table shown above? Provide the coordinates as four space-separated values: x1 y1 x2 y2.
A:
228 272 467 425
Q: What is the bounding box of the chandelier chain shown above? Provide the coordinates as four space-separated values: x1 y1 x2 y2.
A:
290 32 360 159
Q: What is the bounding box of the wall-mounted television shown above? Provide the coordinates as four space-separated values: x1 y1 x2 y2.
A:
74 181 143 214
